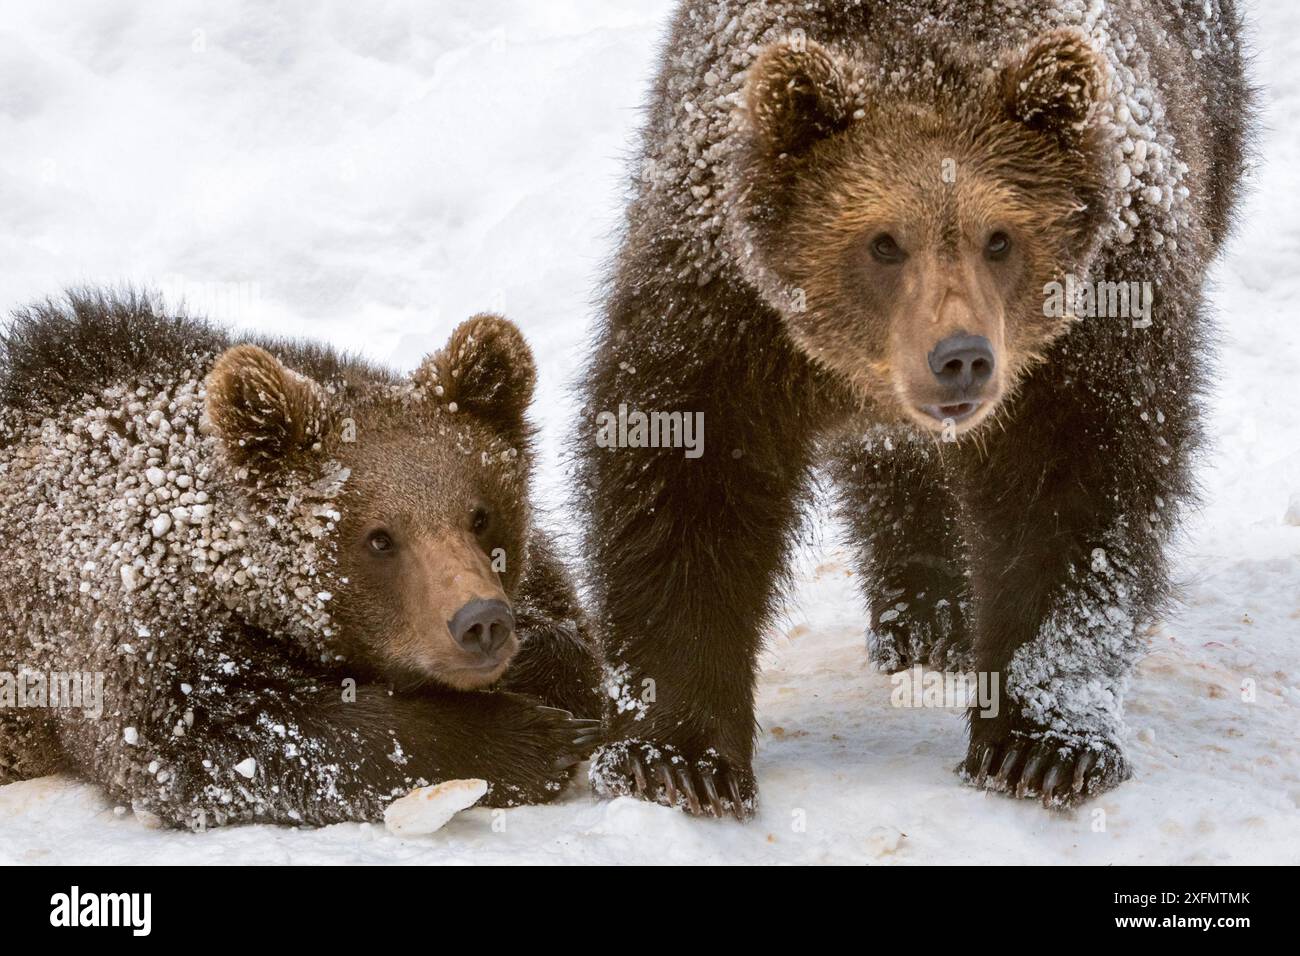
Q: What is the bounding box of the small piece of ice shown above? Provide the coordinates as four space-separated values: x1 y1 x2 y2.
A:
864 824 905 857
1284 493 1300 527
384 779 488 836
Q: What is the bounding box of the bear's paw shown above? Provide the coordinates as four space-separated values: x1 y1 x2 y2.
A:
590 739 755 821
868 591 973 674
959 725 1131 810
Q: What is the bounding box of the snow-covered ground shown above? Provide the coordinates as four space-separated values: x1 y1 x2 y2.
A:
1 0 1296 864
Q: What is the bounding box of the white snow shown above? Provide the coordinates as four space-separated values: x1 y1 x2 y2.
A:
0 0 1297 864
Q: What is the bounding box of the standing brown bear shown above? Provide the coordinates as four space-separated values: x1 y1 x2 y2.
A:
0 290 600 829
579 0 1251 817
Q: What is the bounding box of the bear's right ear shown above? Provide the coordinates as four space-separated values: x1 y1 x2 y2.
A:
205 344 332 475
745 37 856 158
413 314 536 447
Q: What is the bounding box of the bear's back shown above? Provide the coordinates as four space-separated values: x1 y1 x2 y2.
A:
0 289 396 426
0 290 392 673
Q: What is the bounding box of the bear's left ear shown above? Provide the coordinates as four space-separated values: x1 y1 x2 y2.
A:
413 314 536 446
205 344 332 475
1002 28 1104 144
745 37 856 157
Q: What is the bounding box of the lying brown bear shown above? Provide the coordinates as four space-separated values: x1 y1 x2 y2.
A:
0 290 601 829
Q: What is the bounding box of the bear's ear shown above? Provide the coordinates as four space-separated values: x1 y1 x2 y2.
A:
1002 28 1104 144
413 314 536 446
205 344 332 474
745 37 856 157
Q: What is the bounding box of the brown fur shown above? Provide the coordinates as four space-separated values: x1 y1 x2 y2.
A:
384 531 514 690
203 318 536 692
1 293 602 827
579 0 1253 817
739 30 1110 434
205 344 335 472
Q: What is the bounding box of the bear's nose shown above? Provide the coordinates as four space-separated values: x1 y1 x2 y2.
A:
448 598 514 656
927 334 995 392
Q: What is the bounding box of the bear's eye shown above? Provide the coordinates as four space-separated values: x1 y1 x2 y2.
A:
470 506 491 536
870 233 906 264
366 530 395 554
986 231 1012 261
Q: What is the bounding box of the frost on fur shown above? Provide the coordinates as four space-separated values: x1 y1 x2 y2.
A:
0 292 598 828
1002 28 1104 142
205 344 333 474
578 0 1248 816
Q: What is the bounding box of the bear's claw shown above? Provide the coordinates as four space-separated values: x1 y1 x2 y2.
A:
533 707 602 771
960 735 1127 809
594 741 754 820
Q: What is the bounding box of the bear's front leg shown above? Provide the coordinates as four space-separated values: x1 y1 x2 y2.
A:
496 530 604 718
955 324 1194 808
579 299 825 819
831 431 973 673
960 544 1148 808
63 644 599 829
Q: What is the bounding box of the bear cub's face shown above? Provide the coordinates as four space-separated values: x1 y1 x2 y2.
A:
205 315 536 691
736 29 1109 436
331 429 530 692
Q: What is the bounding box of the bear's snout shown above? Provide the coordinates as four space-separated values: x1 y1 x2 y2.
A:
448 598 515 658
902 330 1003 429
927 333 995 393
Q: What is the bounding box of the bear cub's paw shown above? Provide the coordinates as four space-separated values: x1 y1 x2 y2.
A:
958 717 1132 809
868 576 973 673
478 697 603 808
589 739 755 821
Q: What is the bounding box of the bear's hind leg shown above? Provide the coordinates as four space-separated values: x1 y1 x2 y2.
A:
831 432 973 673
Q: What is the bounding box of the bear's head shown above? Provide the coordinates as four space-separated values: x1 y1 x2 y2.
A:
733 28 1110 436
204 315 536 691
